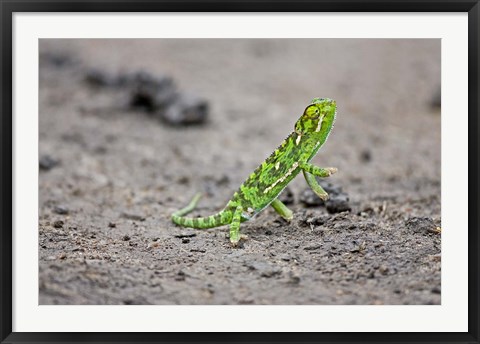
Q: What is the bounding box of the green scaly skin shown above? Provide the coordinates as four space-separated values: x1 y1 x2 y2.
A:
172 98 337 246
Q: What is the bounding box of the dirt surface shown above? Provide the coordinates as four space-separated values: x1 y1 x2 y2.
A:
39 39 441 305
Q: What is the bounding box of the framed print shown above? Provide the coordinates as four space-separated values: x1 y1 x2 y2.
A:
1 1 479 343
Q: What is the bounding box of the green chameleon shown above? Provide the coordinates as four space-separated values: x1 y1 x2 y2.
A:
172 98 337 246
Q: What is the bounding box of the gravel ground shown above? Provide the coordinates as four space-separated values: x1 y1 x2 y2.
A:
39 39 441 305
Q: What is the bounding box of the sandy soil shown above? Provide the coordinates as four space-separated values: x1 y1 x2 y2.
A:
39 39 441 305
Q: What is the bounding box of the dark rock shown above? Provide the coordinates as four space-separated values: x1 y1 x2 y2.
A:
39 155 60 171
215 174 230 186
53 205 69 215
278 186 294 205
326 193 351 214
190 248 206 253
129 73 177 112
305 215 328 226
160 93 209 126
299 188 323 207
300 180 350 213
320 181 343 195
430 87 441 109
304 244 322 251
84 69 118 87
53 220 64 228
360 149 372 163
174 232 197 239
287 274 301 285
121 212 146 222
81 68 209 126
40 52 76 68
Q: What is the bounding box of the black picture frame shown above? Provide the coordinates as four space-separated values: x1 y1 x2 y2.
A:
1 1 478 343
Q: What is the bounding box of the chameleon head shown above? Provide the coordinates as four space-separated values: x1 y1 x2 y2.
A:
294 98 337 136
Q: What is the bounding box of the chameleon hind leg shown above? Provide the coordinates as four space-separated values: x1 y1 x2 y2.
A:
271 199 293 221
229 205 248 246
301 162 337 201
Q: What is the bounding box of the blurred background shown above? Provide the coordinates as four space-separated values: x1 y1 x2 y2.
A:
39 39 441 305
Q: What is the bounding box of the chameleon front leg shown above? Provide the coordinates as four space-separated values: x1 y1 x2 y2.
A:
270 198 293 221
299 162 337 177
303 171 329 201
300 162 337 201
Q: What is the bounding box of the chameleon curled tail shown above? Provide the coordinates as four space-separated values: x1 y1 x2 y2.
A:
172 193 232 229
171 98 338 246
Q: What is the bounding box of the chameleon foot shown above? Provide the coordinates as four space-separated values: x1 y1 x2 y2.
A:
271 199 293 221
303 170 329 201
325 167 338 176
318 192 329 201
230 234 249 247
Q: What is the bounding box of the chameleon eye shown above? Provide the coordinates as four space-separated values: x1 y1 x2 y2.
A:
305 105 319 117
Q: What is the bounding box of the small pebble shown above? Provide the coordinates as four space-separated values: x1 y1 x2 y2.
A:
405 217 437 235
190 248 206 253
430 87 441 109
53 220 64 228
175 270 186 281
174 232 197 238
288 275 301 285
121 212 146 222
148 241 161 249
84 68 117 87
378 265 389 275
53 205 69 215
360 149 372 163
39 155 59 171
